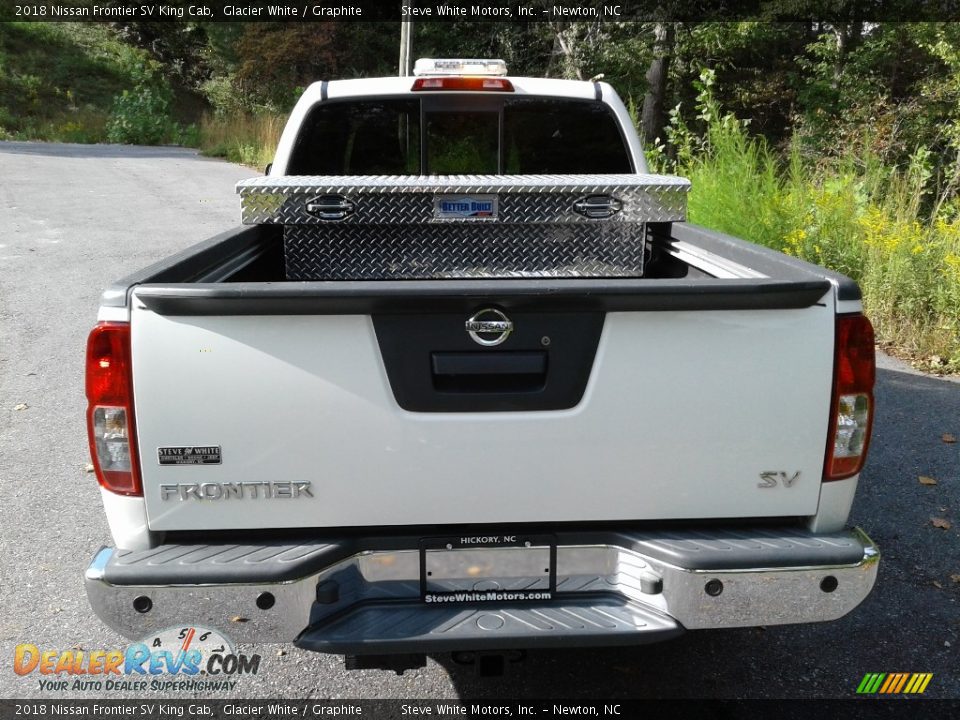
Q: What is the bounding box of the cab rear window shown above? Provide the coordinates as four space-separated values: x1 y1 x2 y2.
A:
288 96 632 175
503 99 632 174
287 99 421 175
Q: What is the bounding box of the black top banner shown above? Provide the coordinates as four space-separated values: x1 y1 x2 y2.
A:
2 0 960 22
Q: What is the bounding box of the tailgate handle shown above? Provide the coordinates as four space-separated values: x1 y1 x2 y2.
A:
573 194 622 219
431 352 547 394
305 195 355 220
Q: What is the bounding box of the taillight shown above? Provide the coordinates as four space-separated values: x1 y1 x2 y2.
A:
86 322 142 496
411 77 514 92
824 314 875 480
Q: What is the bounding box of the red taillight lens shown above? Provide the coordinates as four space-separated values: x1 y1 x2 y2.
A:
86 322 141 496
411 77 514 92
824 314 875 480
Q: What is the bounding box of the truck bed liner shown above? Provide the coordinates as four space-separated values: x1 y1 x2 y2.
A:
101 222 859 314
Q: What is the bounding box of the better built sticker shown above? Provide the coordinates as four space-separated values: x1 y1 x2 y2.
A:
434 195 498 220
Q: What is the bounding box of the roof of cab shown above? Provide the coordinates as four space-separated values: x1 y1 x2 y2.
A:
297 76 609 105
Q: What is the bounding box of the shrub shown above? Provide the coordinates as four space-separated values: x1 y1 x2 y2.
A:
652 69 960 371
105 62 179 145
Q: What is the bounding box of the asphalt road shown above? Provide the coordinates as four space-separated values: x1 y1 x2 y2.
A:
0 142 957 702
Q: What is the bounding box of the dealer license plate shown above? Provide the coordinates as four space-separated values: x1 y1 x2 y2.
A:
420 534 556 604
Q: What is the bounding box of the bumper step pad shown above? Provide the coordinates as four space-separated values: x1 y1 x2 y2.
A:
296 597 683 654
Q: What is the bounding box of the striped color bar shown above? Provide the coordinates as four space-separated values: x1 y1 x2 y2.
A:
857 673 933 694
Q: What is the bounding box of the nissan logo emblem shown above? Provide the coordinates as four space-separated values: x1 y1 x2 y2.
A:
465 308 514 347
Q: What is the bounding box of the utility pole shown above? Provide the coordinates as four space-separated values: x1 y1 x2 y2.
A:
399 1 413 76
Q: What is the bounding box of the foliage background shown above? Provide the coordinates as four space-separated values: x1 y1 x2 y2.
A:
1 20 958 369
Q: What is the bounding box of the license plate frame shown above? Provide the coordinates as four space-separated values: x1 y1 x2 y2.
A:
419 533 557 604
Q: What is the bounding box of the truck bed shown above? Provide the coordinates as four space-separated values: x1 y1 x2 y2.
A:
101 222 859 315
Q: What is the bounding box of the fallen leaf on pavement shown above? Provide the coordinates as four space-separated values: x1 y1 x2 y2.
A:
933 580 943 589
919 476 938 486
931 518 953 530
944 433 957 444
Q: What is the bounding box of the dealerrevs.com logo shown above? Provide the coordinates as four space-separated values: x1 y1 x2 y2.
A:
14 626 260 692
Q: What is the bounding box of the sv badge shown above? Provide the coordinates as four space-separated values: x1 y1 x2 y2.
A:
758 471 801 488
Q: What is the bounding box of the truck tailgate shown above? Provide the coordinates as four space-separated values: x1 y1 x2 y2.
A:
130 289 835 531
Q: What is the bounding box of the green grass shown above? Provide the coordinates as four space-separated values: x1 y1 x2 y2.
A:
660 97 960 372
0 22 155 142
197 113 285 169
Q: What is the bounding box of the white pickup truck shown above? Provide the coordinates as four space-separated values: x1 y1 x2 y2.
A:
84 59 879 673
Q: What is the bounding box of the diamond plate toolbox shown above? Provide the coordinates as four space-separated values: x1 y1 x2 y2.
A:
236 174 690 280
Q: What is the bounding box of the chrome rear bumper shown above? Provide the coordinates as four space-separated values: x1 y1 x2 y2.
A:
85 527 879 653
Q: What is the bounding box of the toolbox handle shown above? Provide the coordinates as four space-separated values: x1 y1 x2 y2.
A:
573 194 622 219
305 195 355 220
